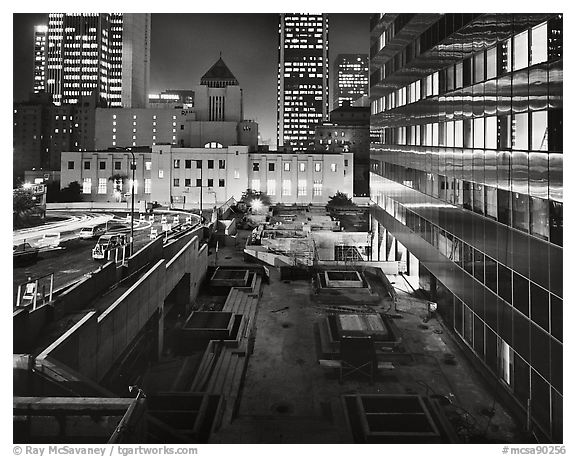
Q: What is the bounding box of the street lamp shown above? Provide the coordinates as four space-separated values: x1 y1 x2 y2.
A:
118 150 136 255
129 151 135 256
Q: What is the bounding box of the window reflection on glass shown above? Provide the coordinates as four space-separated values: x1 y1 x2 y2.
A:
512 191 530 232
473 117 484 148
485 116 497 149
455 120 463 147
531 111 548 151
474 51 485 83
531 22 548 65
513 31 529 71
463 119 473 148
486 46 497 79
512 113 529 150
455 62 463 88
530 197 549 241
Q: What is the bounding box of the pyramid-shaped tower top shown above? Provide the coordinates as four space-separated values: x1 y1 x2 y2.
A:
200 56 239 88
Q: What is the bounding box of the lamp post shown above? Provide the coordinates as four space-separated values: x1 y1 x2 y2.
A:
130 151 135 256
120 150 136 255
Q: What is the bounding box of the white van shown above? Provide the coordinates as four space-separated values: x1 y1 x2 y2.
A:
92 233 127 260
79 224 106 240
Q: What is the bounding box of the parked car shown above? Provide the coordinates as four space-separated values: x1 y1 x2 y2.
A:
92 233 127 260
13 242 39 266
36 232 61 249
79 224 107 240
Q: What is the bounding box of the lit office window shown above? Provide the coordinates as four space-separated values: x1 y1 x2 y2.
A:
234 169 240 179
315 162 321 172
82 178 91 194
174 159 180 168
313 180 322 196
284 162 291 171
299 162 306 172
145 161 151 171
251 179 261 192
282 179 292 196
267 179 276 196
330 163 337 172
297 179 307 196
144 178 151 194
98 178 107 194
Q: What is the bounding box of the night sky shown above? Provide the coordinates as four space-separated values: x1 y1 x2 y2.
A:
13 13 369 148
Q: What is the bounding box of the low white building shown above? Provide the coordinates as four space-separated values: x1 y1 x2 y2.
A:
60 145 354 209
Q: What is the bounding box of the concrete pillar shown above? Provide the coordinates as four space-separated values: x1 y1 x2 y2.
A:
430 275 438 302
371 217 379 261
408 251 419 277
396 240 407 272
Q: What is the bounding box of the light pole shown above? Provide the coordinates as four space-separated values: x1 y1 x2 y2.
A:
121 150 136 255
130 151 135 256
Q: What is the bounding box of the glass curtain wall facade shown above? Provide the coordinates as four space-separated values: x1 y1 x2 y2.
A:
277 13 329 151
370 14 562 442
333 53 369 108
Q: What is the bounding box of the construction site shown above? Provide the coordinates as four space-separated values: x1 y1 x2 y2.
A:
13 204 527 444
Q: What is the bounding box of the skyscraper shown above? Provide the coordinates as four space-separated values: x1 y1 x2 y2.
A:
277 13 329 151
33 25 47 93
43 13 150 108
370 14 562 442
333 53 368 108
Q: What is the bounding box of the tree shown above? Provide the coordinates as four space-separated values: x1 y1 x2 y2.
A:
59 181 82 202
241 189 272 207
326 191 355 209
13 188 35 214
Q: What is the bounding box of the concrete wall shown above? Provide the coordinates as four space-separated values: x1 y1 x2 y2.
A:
37 311 99 380
97 259 166 381
55 261 117 317
13 305 54 354
163 226 203 260
125 236 164 277
34 229 208 382
47 202 130 211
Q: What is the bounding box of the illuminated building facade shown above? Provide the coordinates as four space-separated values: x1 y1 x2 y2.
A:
333 53 369 108
44 13 150 108
277 13 329 151
33 25 48 93
370 14 562 442
148 90 195 109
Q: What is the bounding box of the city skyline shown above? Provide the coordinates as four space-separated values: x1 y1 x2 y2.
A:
13 13 369 148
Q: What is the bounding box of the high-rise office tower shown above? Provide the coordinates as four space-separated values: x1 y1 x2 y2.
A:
44 13 150 108
333 53 368 108
33 25 48 93
370 14 562 442
277 13 329 151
